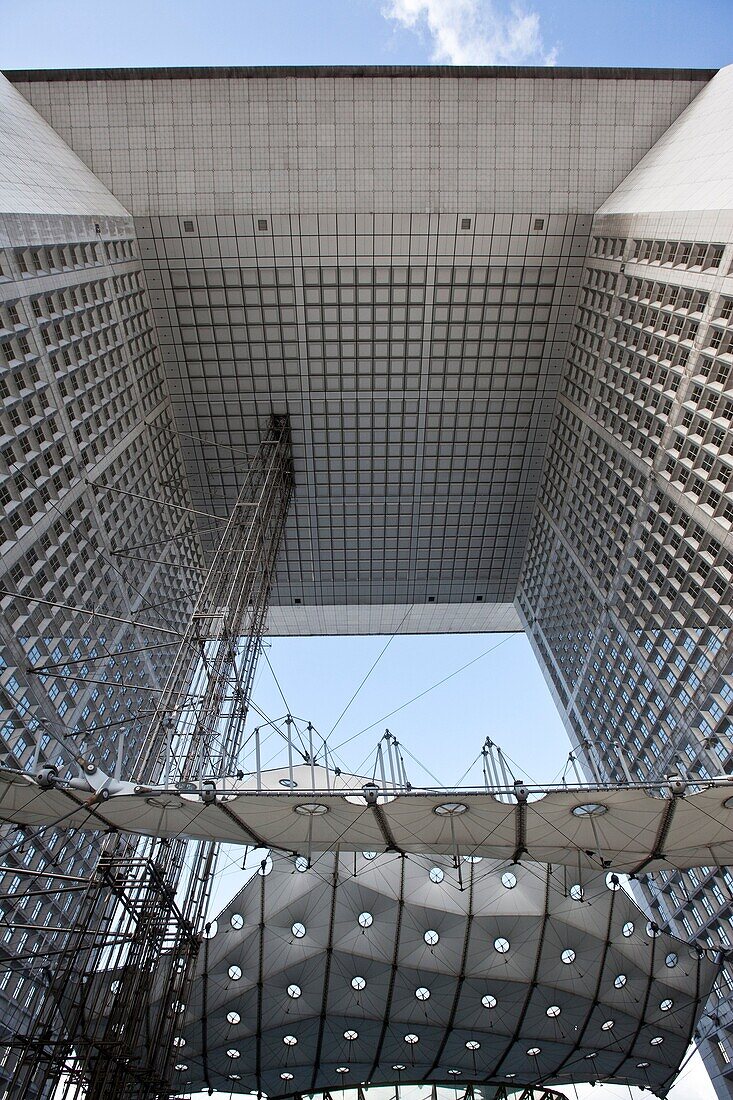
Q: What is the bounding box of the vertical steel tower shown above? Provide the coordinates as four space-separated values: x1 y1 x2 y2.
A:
7 416 292 1098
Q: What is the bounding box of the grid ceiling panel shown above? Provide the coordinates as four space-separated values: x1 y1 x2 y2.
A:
10 67 710 631
138 211 589 612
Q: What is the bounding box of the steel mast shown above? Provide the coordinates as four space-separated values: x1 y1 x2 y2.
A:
8 414 292 1098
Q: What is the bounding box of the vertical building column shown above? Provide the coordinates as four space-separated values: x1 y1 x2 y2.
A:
519 65 733 1100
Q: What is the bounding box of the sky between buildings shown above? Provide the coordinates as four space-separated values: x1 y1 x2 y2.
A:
1 0 732 71
4 2 732 1098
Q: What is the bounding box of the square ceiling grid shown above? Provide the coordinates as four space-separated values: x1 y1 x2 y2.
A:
136 210 590 611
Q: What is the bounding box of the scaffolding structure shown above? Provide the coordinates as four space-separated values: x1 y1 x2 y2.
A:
4 415 292 1098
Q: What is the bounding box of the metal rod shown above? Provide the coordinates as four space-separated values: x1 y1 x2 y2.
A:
0 590 183 638
85 478 229 522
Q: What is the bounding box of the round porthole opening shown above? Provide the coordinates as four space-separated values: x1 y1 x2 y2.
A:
434 802 468 816
294 802 328 816
572 803 607 817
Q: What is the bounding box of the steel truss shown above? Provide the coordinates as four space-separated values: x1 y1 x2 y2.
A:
6 415 292 1098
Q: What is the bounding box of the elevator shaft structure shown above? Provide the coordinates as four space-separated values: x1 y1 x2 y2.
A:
7 416 292 1099
135 412 293 788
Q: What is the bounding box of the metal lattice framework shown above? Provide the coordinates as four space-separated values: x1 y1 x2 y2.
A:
5 415 293 1098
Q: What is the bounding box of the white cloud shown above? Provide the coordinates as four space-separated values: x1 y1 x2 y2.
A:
382 0 558 66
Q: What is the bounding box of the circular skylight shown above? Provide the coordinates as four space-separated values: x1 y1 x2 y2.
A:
230 913 244 929
434 802 468 816
279 778 298 788
501 871 517 889
351 976 366 991
660 998 673 1012
336 1066 350 1074
292 921 306 938
283 1035 297 1046
561 949 575 964
614 974 627 988
415 986 430 1001
280 1072 294 1081
424 929 439 945
392 1064 406 1072
665 952 678 968
622 921 634 937
294 803 329 816
228 965 242 981
494 937 510 953
601 1020 615 1031
344 1029 358 1040
572 803 607 817
404 1033 419 1044
295 855 310 873
429 867 445 883
358 911 373 928
650 1036 664 1046
546 1005 561 1018
570 884 584 901
174 1063 187 1072
172 1037 185 1048
362 851 377 860
482 994 497 1009
527 1047 541 1057
227 1011 240 1025
287 983 302 998
226 1049 240 1059
465 1040 480 1050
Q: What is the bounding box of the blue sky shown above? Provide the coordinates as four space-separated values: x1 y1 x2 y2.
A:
252 633 570 790
3 3 729 1096
1 0 732 71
